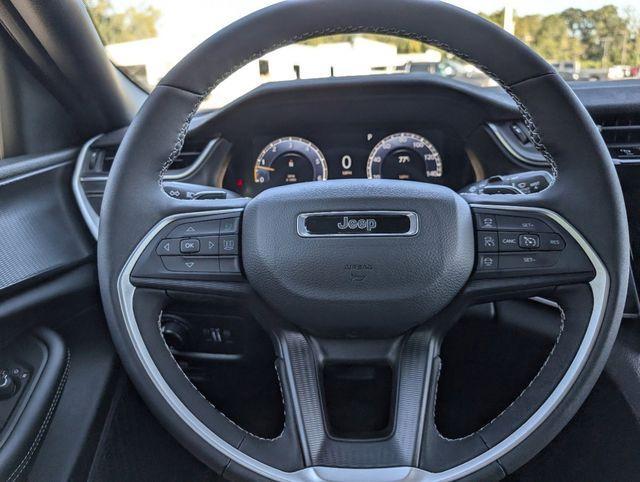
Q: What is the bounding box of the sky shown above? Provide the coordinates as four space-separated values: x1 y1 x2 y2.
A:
111 0 639 39
129 0 637 41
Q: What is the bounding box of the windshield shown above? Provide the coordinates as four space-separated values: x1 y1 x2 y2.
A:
86 1 640 108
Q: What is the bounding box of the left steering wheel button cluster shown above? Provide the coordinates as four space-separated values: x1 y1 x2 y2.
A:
134 214 243 278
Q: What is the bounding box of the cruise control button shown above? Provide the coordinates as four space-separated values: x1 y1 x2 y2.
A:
220 217 240 234
168 219 220 238
220 235 239 255
498 232 520 251
518 234 540 249
477 231 498 252
496 215 553 232
198 236 220 255
499 252 559 270
156 239 180 255
161 256 220 273
475 214 497 230
477 254 498 271
540 233 565 251
219 256 241 273
180 239 200 254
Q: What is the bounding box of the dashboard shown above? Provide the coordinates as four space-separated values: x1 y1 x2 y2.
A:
73 75 640 240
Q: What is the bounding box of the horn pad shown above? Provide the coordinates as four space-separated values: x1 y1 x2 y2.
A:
242 179 474 337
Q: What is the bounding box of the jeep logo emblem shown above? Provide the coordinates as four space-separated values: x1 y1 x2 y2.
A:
337 216 377 231
297 211 418 237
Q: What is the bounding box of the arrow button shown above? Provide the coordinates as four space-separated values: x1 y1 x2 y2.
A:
155 239 180 255
168 219 220 238
197 236 219 255
161 256 220 273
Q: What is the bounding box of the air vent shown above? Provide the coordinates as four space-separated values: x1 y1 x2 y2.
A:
594 113 640 160
83 142 208 176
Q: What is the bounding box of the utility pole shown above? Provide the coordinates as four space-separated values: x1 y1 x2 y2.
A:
503 0 515 35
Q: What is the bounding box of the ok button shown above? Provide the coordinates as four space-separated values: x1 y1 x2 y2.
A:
180 239 200 254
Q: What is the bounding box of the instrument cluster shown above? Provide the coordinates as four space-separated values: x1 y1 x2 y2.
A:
225 126 470 197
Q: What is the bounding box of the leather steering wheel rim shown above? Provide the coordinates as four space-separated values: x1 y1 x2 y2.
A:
98 0 629 480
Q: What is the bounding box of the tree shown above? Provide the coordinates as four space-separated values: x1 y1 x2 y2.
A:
85 0 160 45
481 5 639 68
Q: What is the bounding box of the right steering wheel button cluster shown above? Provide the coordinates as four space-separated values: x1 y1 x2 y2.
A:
473 208 575 276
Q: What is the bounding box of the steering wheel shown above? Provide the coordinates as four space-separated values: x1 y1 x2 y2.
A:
97 0 629 480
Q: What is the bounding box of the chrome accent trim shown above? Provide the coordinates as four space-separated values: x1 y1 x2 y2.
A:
487 123 548 167
116 204 608 481
489 121 630 167
74 138 221 239
80 138 220 182
296 211 418 238
72 134 103 239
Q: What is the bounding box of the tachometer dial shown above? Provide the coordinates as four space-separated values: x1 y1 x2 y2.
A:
254 137 328 187
367 132 442 181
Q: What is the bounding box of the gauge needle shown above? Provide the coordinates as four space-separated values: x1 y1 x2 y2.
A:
258 166 276 172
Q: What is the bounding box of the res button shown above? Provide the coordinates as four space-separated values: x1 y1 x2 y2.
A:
540 233 565 251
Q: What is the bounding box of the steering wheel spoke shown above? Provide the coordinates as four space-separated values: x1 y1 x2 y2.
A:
274 327 440 469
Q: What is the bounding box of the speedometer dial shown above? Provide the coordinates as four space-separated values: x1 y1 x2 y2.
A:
367 132 442 181
254 137 327 187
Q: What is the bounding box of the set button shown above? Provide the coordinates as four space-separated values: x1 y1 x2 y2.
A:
476 252 560 271
496 215 553 233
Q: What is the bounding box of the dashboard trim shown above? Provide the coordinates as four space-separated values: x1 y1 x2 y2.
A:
73 137 221 240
